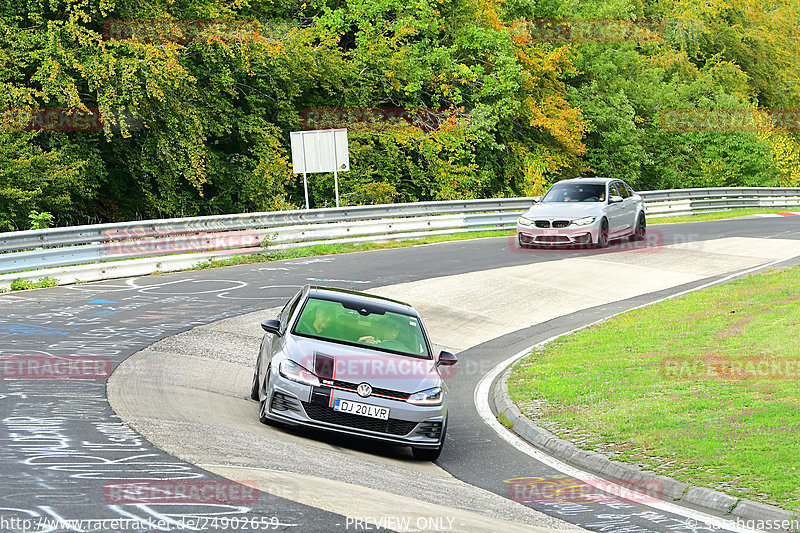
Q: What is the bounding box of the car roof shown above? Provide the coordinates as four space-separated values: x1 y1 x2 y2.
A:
552 177 618 185
306 285 419 317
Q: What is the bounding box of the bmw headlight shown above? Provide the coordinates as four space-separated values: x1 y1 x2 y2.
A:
407 387 443 406
518 216 533 226
572 216 596 226
279 360 320 387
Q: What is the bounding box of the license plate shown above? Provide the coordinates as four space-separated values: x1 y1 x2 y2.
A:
544 229 559 234
334 399 389 420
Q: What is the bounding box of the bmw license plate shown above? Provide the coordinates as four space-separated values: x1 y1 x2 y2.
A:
334 399 389 420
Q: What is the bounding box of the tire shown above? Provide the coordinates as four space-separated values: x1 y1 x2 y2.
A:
250 355 261 401
258 366 277 426
412 418 447 461
630 213 646 241
595 219 609 248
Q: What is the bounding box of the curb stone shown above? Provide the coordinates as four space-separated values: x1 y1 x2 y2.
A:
492 366 797 531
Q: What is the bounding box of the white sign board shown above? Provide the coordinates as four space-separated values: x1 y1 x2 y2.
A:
290 128 349 174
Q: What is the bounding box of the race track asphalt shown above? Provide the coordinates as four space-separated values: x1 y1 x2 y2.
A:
1 217 798 532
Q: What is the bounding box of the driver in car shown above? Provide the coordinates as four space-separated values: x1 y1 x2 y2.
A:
358 318 400 346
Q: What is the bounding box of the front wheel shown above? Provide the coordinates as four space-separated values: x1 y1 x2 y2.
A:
250 357 261 401
258 366 278 426
595 220 609 248
630 213 646 241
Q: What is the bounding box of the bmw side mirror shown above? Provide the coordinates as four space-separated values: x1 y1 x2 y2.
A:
609 195 623 204
437 351 457 366
532 196 542 203
261 319 281 335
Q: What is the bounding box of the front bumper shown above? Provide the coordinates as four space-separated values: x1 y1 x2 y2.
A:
264 372 446 449
517 222 600 246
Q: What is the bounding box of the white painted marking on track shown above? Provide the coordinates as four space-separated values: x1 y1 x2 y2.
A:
307 278 369 284
0 295 31 301
475 253 800 533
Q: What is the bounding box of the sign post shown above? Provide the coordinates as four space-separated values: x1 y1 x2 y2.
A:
290 128 350 209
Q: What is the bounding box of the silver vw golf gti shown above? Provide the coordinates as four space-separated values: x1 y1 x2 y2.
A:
251 285 457 460
517 177 646 248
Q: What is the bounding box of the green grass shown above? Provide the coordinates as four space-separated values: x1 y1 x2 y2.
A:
508 265 800 511
498 412 515 429
8 277 59 291
191 229 515 270
650 207 796 225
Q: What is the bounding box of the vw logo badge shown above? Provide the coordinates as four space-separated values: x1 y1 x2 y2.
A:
357 383 372 398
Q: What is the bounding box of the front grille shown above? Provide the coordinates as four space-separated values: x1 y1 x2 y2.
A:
301 402 418 436
552 220 570 228
534 220 550 228
329 380 411 400
537 235 570 243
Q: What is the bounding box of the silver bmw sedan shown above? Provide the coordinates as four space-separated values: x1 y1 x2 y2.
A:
516 177 646 248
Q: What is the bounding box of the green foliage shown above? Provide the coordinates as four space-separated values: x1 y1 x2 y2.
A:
9 277 59 291
0 0 796 231
28 210 54 229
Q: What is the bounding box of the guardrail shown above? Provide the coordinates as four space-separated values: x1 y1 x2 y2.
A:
640 187 800 217
1 188 799 279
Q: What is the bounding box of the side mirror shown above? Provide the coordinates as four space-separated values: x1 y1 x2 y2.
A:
609 195 623 204
437 351 457 366
532 196 542 203
261 319 281 335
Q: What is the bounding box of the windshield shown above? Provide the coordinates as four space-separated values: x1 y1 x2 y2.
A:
542 183 606 203
293 297 431 358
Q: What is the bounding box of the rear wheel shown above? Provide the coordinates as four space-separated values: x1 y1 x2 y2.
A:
595 220 609 248
630 213 646 241
412 418 447 461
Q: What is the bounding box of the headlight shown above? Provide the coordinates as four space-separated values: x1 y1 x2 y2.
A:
407 387 443 406
518 216 533 226
572 216 595 226
279 360 320 387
